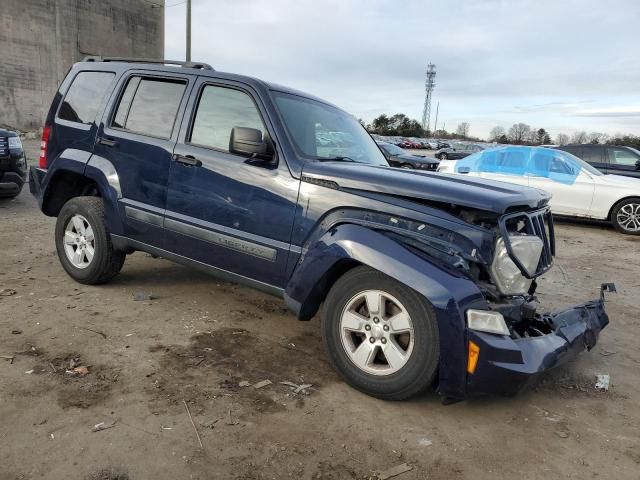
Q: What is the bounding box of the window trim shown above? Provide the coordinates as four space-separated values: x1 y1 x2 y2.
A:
184 81 271 157
107 73 190 141
55 70 116 128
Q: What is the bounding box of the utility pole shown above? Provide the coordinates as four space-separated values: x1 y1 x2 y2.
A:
433 102 439 134
186 0 192 61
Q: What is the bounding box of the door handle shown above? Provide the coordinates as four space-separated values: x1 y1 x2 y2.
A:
173 154 202 167
97 137 117 147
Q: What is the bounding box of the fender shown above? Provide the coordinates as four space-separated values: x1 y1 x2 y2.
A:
83 154 125 235
39 149 90 214
40 149 125 235
285 223 487 399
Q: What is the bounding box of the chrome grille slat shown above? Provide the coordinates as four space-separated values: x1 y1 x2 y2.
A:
0 136 8 157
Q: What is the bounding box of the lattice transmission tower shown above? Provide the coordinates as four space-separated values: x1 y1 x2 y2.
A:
421 63 437 132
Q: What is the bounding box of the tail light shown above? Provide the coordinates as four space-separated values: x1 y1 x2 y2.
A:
39 125 51 168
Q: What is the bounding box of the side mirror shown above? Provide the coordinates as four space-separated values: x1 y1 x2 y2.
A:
229 127 273 160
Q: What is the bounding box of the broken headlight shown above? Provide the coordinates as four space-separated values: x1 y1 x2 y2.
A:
490 236 543 295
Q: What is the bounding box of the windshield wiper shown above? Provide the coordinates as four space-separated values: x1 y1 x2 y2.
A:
316 156 364 164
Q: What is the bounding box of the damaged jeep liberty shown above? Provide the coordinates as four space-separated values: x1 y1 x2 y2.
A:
30 57 614 401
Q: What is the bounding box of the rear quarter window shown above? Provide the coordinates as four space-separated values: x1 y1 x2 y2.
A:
58 71 115 124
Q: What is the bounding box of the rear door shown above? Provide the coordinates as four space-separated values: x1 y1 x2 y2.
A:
581 146 608 174
526 149 595 216
606 147 640 178
165 78 299 288
475 148 531 188
95 71 195 247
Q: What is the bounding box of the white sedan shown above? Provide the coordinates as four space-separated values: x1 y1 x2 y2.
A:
437 146 640 234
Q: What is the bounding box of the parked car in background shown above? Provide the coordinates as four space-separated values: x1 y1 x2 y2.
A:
436 143 484 160
0 128 28 199
557 144 640 179
376 141 439 170
437 146 640 234
30 57 611 401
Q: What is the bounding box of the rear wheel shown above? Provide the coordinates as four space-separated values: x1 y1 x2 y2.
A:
611 198 640 235
55 197 125 284
439 153 448 160
401 164 414 169
322 266 440 400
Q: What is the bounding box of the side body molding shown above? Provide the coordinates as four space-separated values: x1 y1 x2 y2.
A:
284 223 487 399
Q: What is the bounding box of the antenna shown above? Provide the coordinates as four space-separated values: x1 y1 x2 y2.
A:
421 63 436 133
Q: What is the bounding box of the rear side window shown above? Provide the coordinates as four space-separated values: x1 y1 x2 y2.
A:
581 147 604 164
112 77 186 138
190 85 265 151
58 71 115 124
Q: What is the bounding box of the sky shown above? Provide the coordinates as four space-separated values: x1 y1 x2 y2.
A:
164 0 640 140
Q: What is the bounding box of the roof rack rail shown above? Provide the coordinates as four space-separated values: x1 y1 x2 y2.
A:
82 56 214 71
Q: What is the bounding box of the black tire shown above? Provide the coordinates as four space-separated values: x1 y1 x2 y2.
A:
0 186 22 200
439 153 448 160
322 266 440 400
55 196 125 284
611 197 640 235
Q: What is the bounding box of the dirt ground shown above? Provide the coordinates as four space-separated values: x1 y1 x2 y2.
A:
1 142 639 480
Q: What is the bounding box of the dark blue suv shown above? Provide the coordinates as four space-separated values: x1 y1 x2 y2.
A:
30 57 613 401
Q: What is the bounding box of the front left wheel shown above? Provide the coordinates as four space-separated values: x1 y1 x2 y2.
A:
322 266 440 400
55 197 125 284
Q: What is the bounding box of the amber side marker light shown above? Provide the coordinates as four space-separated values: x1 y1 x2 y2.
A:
467 341 480 374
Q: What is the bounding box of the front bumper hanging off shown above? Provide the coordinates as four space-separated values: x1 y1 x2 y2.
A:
465 283 615 398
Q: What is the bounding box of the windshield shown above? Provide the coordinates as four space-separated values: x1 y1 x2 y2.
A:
273 92 388 166
380 143 406 156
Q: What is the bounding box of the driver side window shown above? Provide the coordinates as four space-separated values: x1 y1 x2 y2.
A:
608 148 638 166
190 85 265 152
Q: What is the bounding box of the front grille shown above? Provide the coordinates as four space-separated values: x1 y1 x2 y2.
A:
498 207 555 279
0 137 8 158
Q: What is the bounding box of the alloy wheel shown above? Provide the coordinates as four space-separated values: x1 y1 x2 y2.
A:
339 289 415 376
63 214 96 269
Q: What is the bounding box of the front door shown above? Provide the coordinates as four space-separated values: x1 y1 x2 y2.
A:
606 147 640 178
165 79 299 289
95 71 195 247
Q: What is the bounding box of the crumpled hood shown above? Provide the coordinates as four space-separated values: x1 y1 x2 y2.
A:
302 162 550 214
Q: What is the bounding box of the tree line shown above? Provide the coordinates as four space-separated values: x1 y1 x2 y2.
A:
365 113 640 149
364 114 482 141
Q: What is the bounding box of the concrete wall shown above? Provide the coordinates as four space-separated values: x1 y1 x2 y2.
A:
0 0 164 131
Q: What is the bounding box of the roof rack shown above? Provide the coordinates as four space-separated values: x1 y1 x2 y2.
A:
82 56 214 71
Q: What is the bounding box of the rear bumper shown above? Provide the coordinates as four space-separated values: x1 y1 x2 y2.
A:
29 166 47 200
465 296 610 397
